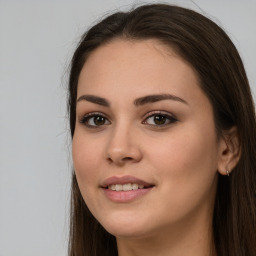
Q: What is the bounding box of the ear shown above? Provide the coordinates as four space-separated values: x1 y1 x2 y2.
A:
217 126 241 176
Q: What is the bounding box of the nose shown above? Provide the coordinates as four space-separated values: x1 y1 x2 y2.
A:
105 124 143 166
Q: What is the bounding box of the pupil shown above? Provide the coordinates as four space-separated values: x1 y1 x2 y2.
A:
94 116 105 125
154 115 166 125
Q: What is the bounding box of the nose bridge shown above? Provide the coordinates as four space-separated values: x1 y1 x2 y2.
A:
106 118 142 164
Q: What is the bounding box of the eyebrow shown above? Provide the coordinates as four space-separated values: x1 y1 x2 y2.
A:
76 93 188 107
134 94 188 106
76 95 110 107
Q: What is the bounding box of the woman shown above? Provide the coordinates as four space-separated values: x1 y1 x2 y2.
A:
68 4 256 256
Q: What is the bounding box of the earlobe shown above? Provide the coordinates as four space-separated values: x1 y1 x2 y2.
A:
217 126 241 176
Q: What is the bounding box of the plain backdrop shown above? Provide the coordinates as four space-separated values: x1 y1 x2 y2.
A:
0 0 255 255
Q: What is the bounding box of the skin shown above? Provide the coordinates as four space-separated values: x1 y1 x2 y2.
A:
72 39 239 256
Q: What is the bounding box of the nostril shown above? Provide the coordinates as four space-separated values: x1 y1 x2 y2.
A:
107 157 113 163
107 156 134 165
122 157 133 161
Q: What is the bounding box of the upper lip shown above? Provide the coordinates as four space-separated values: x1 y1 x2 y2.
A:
101 175 154 188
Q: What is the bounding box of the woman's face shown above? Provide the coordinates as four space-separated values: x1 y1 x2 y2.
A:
72 39 222 238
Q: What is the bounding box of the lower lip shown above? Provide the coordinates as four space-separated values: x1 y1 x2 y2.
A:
102 187 153 203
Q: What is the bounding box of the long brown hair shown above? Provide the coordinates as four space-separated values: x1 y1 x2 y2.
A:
67 4 256 256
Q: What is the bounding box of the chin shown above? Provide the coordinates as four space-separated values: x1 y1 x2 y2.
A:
106 225 150 239
98 211 153 238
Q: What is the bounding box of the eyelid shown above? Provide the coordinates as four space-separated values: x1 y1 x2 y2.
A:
79 111 107 121
143 110 177 119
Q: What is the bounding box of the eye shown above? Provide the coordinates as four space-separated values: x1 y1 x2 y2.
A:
143 111 177 127
80 113 111 128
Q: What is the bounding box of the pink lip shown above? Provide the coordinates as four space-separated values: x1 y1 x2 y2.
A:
101 175 154 203
101 175 153 187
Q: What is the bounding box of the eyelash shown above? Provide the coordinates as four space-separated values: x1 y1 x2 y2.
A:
142 111 178 128
79 112 110 128
79 111 178 129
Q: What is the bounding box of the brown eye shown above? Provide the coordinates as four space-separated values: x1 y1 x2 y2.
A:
153 115 167 125
93 116 106 126
80 113 110 128
144 113 177 127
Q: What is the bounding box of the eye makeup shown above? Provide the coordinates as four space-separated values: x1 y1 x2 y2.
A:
78 109 178 130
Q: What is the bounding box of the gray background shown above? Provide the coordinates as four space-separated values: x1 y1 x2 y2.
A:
0 0 255 255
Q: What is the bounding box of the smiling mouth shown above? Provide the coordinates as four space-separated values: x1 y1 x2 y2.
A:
101 175 154 190
101 176 155 202
107 183 153 191
102 184 154 203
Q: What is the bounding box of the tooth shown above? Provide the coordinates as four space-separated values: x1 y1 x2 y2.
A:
116 184 122 191
123 183 132 191
108 185 114 190
132 184 139 190
110 184 116 191
108 183 145 191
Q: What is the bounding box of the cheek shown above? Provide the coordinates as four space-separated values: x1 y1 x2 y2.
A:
147 124 219 207
152 123 218 175
72 133 102 189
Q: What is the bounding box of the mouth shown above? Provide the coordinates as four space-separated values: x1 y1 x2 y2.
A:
100 175 155 202
101 175 154 189
106 183 153 191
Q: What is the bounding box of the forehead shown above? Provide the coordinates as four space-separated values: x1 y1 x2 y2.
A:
79 39 183 78
77 39 204 106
